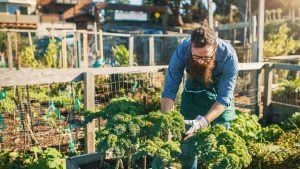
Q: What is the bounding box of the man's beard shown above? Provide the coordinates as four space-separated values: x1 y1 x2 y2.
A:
188 57 215 87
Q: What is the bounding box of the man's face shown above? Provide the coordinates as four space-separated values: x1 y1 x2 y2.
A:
191 44 215 65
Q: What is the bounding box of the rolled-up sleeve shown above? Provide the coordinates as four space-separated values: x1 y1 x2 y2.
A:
161 43 187 100
216 54 238 108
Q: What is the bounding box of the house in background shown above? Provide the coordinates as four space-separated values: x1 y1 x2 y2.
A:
0 0 38 29
37 0 94 31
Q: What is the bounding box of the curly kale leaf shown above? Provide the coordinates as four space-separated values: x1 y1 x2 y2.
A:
186 125 252 169
100 97 144 119
231 111 262 144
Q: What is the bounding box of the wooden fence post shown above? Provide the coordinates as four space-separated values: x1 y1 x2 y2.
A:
129 36 134 66
76 31 81 68
207 0 213 28
99 29 104 59
61 31 67 68
256 0 265 117
7 31 13 69
83 31 88 68
263 63 273 123
149 36 154 66
84 72 95 153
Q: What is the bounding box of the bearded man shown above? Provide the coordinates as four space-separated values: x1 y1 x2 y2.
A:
161 23 239 169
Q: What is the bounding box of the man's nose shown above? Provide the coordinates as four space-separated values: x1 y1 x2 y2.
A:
197 58 205 64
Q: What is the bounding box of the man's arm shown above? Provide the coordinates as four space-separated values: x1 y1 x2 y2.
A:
161 97 175 112
204 101 225 122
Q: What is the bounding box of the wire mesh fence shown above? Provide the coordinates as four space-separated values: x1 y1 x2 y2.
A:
0 83 85 155
271 69 300 107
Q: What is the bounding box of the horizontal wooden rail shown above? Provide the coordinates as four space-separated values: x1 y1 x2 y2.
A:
216 22 251 31
0 66 168 87
238 62 267 71
0 63 277 87
272 63 300 71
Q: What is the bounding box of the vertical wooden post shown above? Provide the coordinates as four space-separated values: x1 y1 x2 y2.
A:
257 0 264 62
214 21 219 37
255 0 265 117
207 0 213 28
84 72 95 153
83 31 88 68
7 32 13 69
62 31 67 68
94 22 98 52
76 31 81 68
263 63 273 123
149 36 154 66
129 36 134 66
99 29 104 59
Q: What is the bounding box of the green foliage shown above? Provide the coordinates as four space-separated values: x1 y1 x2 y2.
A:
112 44 135 65
95 97 184 168
135 137 181 169
19 45 39 68
0 147 65 169
281 112 300 131
249 130 300 169
43 38 60 68
231 111 262 144
264 24 299 57
259 124 285 142
0 97 16 113
185 125 252 169
0 32 6 52
145 110 185 141
272 78 300 99
98 97 144 120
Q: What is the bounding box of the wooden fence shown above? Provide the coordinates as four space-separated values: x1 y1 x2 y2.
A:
1 62 299 153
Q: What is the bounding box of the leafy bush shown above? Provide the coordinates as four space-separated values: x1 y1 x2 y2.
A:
95 97 185 169
0 147 65 169
43 38 61 68
264 24 299 57
231 111 262 144
249 130 300 169
281 112 300 131
184 125 252 169
112 44 135 65
19 45 40 68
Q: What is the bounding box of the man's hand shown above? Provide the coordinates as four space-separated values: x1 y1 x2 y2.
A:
184 115 209 140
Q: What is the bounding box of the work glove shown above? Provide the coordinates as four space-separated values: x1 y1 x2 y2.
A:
184 115 209 136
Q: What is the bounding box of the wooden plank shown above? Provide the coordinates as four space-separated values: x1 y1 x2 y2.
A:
84 72 95 153
263 63 273 122
83 31 88 68
76 32 81 68
258 0 265 62
208 0 213 28
272 63 300 71
267 55 300 60
95 2 167 13
216 22 251 31
149 36 154 66
0 63 273 87
129 36 134 66
61 31 67 68
7 32 13 69
99 29 104 59
238 62 266 71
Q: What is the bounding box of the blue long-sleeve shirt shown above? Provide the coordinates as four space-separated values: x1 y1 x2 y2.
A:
162 38 239 108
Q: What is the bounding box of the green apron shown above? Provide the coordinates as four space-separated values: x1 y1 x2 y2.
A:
180 77 236 123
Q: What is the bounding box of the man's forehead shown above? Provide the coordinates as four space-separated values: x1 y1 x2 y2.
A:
191 45 214 52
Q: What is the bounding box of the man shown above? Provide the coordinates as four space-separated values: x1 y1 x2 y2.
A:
161 23 238 168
